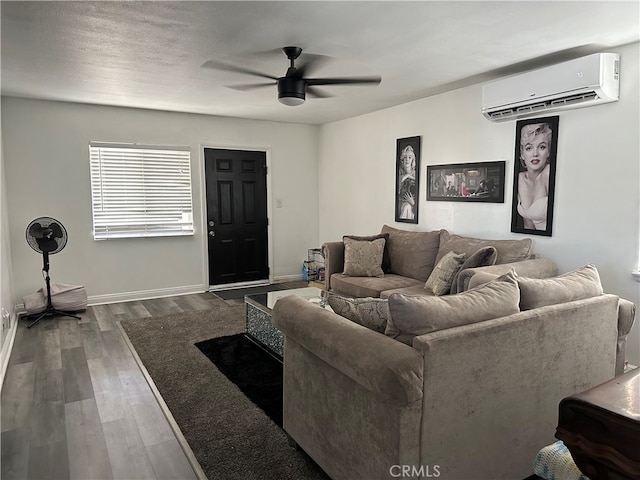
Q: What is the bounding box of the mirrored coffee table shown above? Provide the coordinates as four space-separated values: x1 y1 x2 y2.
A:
244 287 329 360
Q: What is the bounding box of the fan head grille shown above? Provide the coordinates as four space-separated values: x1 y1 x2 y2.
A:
26 217 68 254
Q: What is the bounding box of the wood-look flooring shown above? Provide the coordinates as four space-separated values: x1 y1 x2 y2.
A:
0 290 260 480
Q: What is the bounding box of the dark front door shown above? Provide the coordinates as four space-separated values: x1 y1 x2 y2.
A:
204 148 269 286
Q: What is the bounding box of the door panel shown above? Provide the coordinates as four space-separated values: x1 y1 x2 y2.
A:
205 148 268 285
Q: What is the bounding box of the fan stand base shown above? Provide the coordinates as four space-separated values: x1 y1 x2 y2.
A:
26 307 81 328
26 251 82 328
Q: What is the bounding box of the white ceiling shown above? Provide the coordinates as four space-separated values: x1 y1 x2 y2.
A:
2 1 639 125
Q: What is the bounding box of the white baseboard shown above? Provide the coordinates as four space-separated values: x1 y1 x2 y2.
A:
15 284 209 311
87 284 208 306
208 280 269 292
273 274 304 283
207 275 304 292
0 312 18 392
15 277 305 312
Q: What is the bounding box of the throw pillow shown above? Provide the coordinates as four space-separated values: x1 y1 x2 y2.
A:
450 246 498 294
387 271 520 345
436 230 532 265
380 225 442 281
327 293 390 333
518 264 603 311
424 251 466 296
343 233 391 272
343 237 385 277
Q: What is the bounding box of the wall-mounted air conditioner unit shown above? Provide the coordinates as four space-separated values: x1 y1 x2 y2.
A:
482 53 620 121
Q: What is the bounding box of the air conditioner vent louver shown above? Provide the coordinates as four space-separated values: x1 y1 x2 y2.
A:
516 102 547 114
482 53 620 121
550 92 598 107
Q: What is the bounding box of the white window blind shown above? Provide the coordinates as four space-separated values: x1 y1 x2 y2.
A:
89 143 194 240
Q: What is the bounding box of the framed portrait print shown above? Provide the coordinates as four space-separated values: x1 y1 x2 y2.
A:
510 115 559 236
395 136 421 223
427 161 505 203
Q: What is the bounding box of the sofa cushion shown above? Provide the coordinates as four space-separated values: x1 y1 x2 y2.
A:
518 264 603 310
386 271 520 345
436 230 532 266
343 237 385 277
344 233 391 272
450 246 498 294
381 225 441 281
331 273 423 298
381 283 437 299
424 251 466 296
326 293 390 333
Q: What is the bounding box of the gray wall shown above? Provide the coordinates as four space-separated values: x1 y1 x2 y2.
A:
318 43 640 365
2 99 319 305
1 109 16 376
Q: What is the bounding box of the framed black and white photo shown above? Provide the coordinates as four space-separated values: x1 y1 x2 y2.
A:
427 161 505 203
395 136 421 223
510 116 559 236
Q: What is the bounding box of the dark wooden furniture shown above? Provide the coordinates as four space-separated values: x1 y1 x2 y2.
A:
556 367 640 480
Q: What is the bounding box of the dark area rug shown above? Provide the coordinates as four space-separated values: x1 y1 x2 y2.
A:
195 334 283 427
214 284 287 300
119 301 328 480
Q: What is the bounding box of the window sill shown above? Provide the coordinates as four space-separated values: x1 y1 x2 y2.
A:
632 271 640 282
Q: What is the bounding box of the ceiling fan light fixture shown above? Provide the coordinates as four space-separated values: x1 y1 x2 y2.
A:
279 95 305 106
278 77 306 106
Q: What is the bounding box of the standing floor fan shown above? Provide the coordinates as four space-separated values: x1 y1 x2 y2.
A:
25 217 81 328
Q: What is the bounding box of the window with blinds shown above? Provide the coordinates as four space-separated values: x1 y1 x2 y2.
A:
89 143 194 240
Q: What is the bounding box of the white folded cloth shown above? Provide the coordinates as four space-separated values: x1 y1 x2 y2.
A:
23 283 88 315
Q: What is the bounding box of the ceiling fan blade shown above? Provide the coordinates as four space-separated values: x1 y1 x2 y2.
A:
227 82 276 91
306 76 382 86
201 60 278 81
294 53 332 78
306 86 334 99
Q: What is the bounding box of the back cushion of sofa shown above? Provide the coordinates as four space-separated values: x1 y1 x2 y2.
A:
386 271 520 345
381 225 441 281
518 264 604 310
450 246 498 294
436 230 532 265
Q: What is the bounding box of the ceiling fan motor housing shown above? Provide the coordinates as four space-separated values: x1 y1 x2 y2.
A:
278 77 306 105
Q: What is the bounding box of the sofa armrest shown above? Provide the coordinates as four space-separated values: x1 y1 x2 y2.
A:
460 257 558 292
616 298 637 375
618 298 636 337
410 295 619 477
321 241 345 291
273 295 423 406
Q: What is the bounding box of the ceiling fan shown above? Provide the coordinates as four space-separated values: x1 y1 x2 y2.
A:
203 46 382 106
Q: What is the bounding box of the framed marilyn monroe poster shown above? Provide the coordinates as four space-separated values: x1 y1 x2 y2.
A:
395 136 421 223
511 116 559 236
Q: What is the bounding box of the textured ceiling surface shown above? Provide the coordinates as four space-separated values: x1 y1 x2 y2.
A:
2 1 639 125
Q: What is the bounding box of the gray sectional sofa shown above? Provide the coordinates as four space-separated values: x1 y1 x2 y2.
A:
322 224 558 298
273 265 637 480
